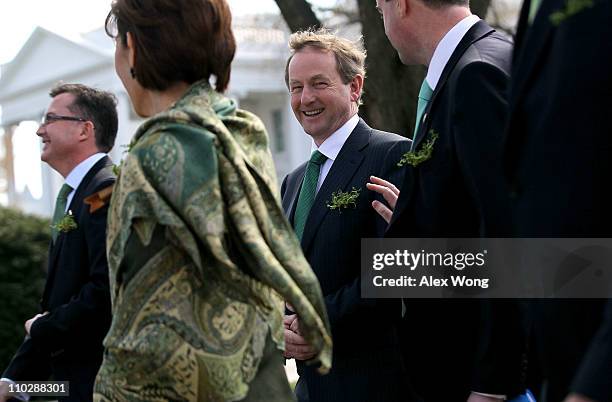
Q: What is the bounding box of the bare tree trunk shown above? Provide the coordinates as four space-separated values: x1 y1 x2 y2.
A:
356 0 424 137
273 0 321 32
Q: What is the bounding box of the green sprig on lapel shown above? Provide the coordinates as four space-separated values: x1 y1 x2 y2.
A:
397 130 439 167
327 187 361 211
51 210 77 233
550 0 594 26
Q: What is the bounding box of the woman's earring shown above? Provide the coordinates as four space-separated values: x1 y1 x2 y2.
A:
130 68 136 79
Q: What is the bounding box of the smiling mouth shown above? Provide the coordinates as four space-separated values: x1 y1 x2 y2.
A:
303 109 323 117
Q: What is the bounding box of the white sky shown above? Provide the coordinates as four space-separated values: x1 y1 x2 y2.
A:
0 0 337 65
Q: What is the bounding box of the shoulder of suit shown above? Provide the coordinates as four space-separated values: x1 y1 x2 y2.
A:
368 129 410 148
452 33 513 80
464 29 513 67
285 160 309 181
83 163 116 197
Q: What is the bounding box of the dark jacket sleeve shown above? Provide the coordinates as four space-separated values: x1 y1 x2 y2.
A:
452 61 526 395
2 336 51 381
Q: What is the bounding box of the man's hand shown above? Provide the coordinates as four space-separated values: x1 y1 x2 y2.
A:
564 394 596 402
467 392 505 402
0 380 10 402
366 175 400 223
284 328 316 360
284 314 297 330
25 312 48 335
289 315 303 335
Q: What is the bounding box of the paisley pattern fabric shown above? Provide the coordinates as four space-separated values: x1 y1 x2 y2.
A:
94 80 331 401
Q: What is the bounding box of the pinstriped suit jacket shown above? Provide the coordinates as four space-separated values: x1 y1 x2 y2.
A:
281 119 417 402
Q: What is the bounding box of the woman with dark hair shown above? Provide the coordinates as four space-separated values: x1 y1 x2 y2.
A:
94 1 331 400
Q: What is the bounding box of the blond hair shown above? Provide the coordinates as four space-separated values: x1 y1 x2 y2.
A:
285 28 366 101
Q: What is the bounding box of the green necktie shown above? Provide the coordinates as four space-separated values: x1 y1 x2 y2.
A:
51 183 73 242
413 78 434 140
528 0 543 23
293 150 327 241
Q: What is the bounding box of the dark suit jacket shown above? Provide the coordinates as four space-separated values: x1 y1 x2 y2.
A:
504 1 612 401
281 119 415 402
386 21 525 400
3 156 114 402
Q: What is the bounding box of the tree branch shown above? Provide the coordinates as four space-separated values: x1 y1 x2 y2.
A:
273 0 322 32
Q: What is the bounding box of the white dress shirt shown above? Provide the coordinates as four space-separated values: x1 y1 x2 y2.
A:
425 14 480 90
64 153 107 211
310 113 360 193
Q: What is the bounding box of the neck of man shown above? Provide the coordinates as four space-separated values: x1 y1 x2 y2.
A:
420 5 472 67
54 148 100 178
311 107 358 147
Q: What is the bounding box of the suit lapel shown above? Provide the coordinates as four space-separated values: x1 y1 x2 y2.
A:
42 156 112 306
284 164 308 224
300 119 369 253
412 21 495 151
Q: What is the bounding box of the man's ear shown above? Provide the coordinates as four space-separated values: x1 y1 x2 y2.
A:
126 32 136 71
79 121 95 143
349 74 364 103
397 0 410 17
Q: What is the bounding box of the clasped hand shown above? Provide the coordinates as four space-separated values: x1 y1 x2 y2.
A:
283 304 316 361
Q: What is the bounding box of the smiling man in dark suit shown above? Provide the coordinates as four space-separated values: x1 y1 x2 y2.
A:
504 1 612 401
280 29 414 402
370 0 525 401
0 83 117 402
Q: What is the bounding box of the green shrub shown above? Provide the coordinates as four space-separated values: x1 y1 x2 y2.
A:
0 207 50 371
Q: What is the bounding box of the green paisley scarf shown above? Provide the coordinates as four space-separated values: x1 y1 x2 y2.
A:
95 80 331 401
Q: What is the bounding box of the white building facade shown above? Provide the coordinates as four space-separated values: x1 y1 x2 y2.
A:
0 22 310 217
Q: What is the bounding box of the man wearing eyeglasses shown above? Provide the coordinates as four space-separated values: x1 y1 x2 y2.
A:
0 83 118 402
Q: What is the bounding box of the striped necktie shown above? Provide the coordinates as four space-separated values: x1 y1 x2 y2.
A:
293 150 327 240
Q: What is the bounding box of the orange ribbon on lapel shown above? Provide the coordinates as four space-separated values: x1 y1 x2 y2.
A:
84 185 114 213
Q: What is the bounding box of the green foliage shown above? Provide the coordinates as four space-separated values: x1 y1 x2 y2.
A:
51 211 77 233
327 187 361 211
397 130 439 167
0 207 50 371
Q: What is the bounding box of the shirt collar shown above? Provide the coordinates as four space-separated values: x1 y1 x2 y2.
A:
65 153 107 191
310 114 360 161
426 14 480 90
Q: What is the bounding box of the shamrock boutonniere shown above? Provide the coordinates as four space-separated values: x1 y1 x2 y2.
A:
550 0 594 26
327 187 361 211
52 210 78 233
397 130 439 167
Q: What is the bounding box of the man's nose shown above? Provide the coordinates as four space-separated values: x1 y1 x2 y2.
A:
301 86 316 104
